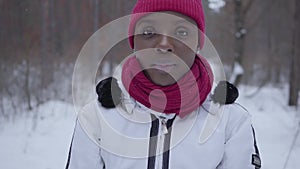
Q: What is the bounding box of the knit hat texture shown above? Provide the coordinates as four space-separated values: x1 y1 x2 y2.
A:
128 0 205 49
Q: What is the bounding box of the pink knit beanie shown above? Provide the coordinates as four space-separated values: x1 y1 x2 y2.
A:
128 0 205 49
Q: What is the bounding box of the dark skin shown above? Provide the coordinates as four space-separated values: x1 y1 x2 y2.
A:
134 11 199 86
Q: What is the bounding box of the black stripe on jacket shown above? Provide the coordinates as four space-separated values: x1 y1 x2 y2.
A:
147 115 159 169
147 115 176 169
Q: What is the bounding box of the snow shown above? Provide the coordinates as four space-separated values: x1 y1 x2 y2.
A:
237 85 300 169
208 0 226 13
0 101 76 169
0 86 299 169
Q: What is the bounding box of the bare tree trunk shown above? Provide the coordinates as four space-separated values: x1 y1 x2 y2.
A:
23 36 33 111
0 62 4 117
232 0 254 86
24 59 33 110
41 0 54 92
289 0 300 106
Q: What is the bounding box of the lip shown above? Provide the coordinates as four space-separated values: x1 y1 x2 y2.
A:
150 63 177 73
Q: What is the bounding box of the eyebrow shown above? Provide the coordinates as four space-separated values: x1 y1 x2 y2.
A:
136 19 156 27
136 19 195 29
175 19 195 25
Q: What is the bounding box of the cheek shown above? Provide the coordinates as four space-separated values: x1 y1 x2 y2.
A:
133 35 159 68
183 38 198 53
184 30 199 52
181 54 195 69
174 41 197 67
133 35 157 50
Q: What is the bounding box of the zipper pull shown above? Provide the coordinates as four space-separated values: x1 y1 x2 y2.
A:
161 119 168 134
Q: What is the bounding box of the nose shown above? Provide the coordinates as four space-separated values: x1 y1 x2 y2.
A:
155 35 174 54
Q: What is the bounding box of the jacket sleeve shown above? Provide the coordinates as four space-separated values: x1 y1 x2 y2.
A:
65 120 105 169
217 105 261 169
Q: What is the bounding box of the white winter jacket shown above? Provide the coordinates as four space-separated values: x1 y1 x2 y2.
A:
66 89 261 169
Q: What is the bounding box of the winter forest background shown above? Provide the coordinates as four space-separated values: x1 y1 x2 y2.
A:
0 0 299 169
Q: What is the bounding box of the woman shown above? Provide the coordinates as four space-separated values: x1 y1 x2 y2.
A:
66 0 261 168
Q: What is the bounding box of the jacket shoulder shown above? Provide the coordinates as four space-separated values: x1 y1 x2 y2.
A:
225 103 251 120
222 103 252 141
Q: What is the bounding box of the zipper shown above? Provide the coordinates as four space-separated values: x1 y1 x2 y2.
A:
156 118 168 169
147 115 159 169
147 115 175 169
159 116 176 169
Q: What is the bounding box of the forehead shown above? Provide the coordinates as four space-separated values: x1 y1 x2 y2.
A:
135 11 197 27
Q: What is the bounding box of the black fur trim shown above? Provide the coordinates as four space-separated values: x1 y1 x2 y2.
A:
211 81 239 104
96 77 121 108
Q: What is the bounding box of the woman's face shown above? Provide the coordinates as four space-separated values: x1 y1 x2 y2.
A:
134 11 199 86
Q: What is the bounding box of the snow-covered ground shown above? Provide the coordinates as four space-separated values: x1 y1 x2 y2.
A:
0 101 76 169
238 85 300 169
0 85 299 169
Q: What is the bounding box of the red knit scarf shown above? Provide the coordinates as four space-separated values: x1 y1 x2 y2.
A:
121 55 213 118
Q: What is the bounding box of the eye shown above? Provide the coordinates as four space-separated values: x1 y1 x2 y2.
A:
142 26 156 38
175 27 188 38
